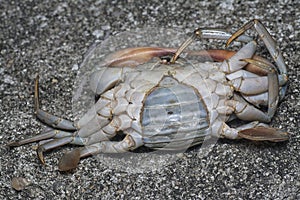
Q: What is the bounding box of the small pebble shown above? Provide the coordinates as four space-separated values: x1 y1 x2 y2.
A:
11 177 31 191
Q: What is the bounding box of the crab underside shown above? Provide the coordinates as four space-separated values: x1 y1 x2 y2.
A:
8 19 289 171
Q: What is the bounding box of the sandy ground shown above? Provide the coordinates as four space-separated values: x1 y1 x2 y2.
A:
1 0 299 199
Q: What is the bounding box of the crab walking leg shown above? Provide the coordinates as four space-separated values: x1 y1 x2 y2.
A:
36 100 121 163
229 78 286 98
7 129 73 147
37 112 135 165
81 133 143 156
228 91 279 123
225 58 287 105
187 50 287 104
219 121 289 142
230 75 283 95
243 88 287 107
231 76 269 95
89 66 124 95
188 49 287 81
226 68 288 85
228 58 287 106
228 68 278 120
76 89 113 128
58 132 144 171
75 99 112 138
244 58 280 118
195 29 253 42
226 19 288 99
231 59 287 95
79 121 119 145
220 40 280 120
226 19 287 75
35 75 76 131
171 29 253 63
35 120 120 164
220 41 258 73
226 96 272 122
36 109 76 130
36 136 78 164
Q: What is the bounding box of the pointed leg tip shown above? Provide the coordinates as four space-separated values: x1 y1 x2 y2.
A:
58 149 81 172
225 41 230 48
37 147 46 165
238 126 289 142
7 142 19 147
226 37 235 47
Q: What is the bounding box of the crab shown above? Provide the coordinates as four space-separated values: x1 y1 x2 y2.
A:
9 19 289 171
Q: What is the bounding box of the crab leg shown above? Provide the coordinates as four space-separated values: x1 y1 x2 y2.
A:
9 75 118 164
188 49 286 105
226 19 287 75
34 75 76 131
171 29 253 63
220 55 286 105
36 110 76 131
219 120 288 142
226 19 288 99
243 88 287 107
223 91 287 142
34 89 136 164
36 92 119 163
228 58 287 107
37 137 76 164
7 129 73 147
76 89 113 128
195 29 253 42
58 132 144 171
236 58 279 119
168 26 287 106
229 61 278 122
8 77 77 147
226 96 270 122
33 110 118 164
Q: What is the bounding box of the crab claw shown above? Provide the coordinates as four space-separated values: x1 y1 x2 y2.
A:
58 149 81 171
238 126 289 142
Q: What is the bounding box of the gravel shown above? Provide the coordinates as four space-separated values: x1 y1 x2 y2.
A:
1 0 299 199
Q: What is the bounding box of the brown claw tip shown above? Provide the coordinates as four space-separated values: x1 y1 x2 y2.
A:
239 127 289 142
58 149 81 172
37 147 46 165
225 37 234 48
225 41 230 48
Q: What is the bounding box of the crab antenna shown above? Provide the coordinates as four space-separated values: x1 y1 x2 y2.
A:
170 29 201 63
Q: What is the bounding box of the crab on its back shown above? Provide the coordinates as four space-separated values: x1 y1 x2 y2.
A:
8 20 289 171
